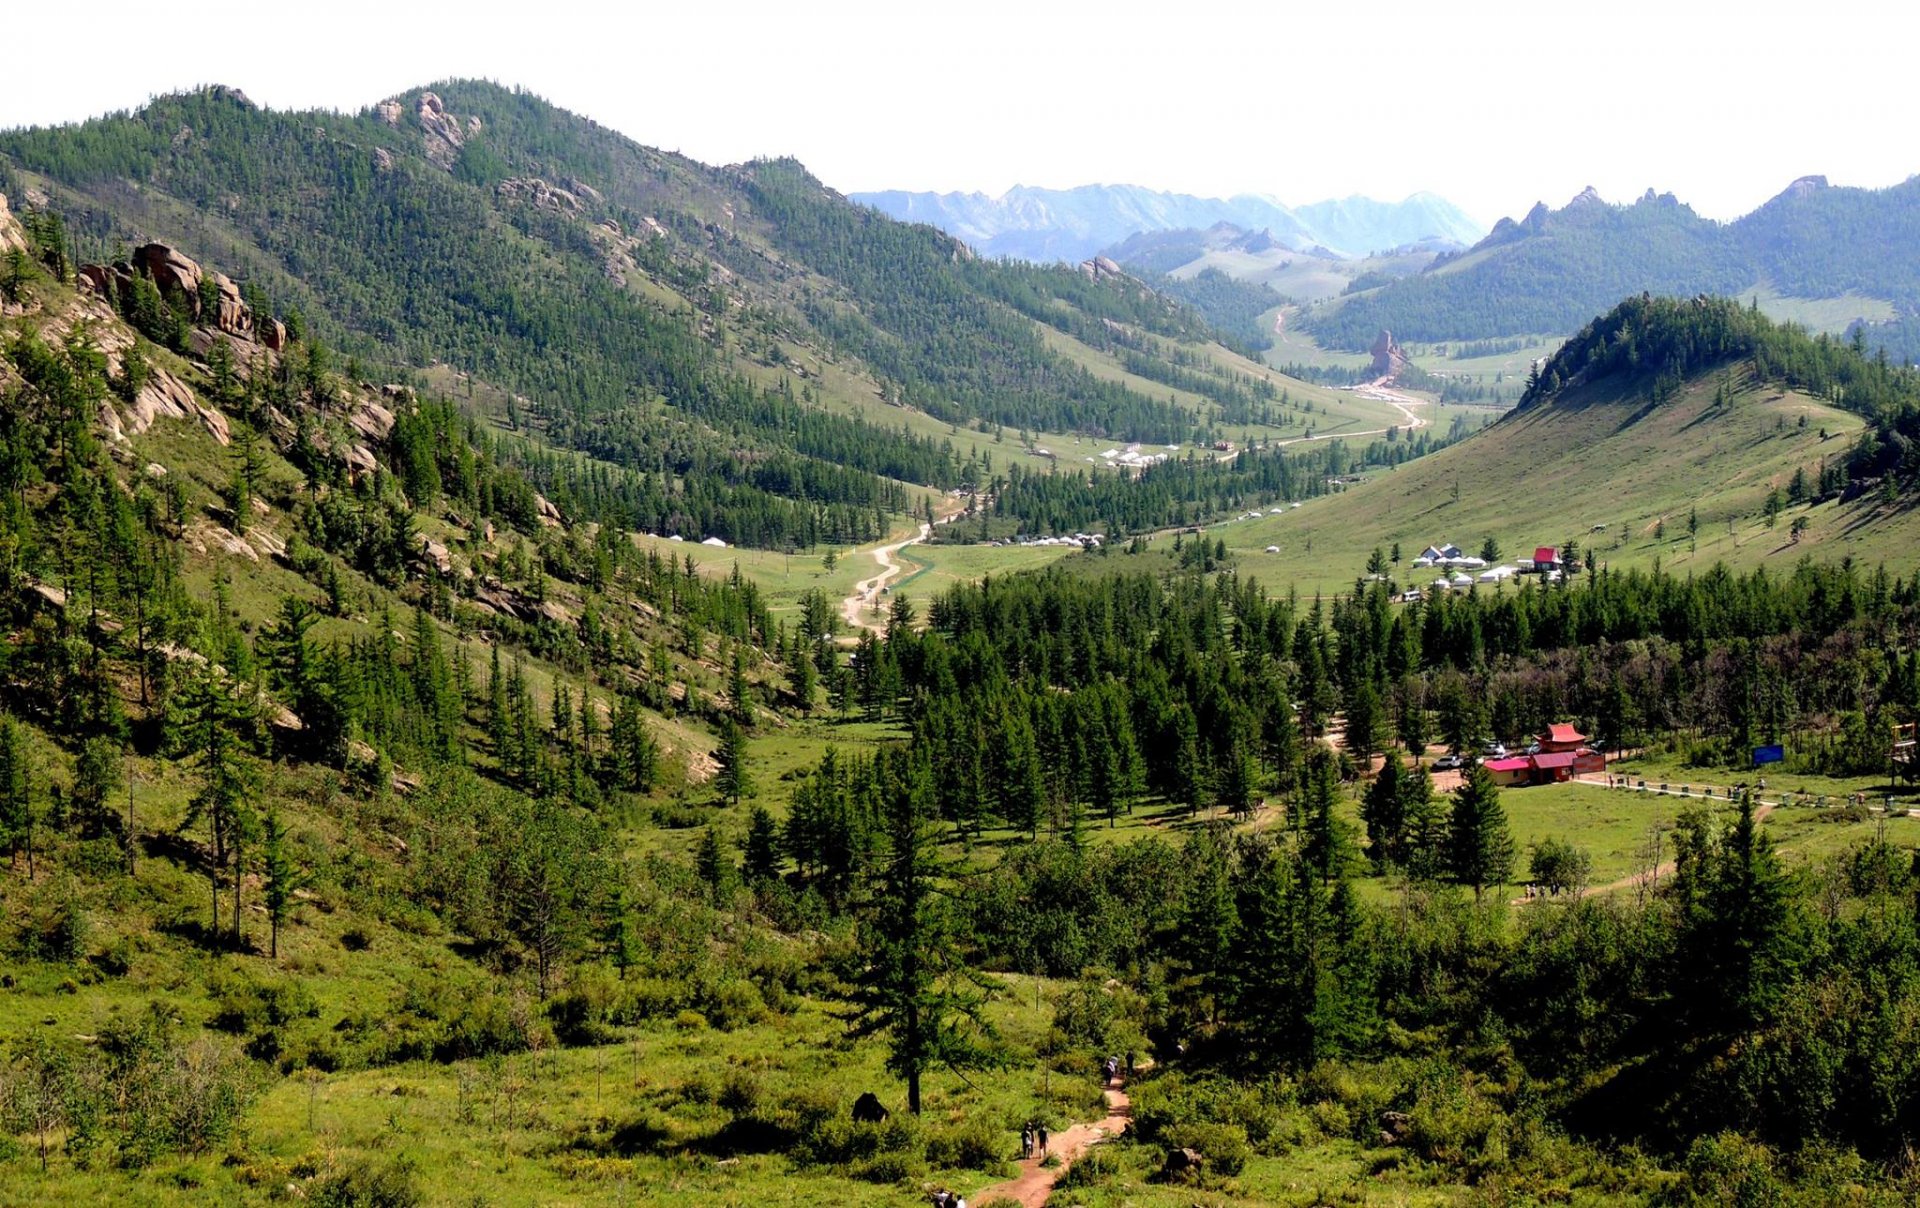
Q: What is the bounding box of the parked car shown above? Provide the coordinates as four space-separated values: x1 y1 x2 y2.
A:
1433 753 1465 771
1480 741 1508 759
1525 741 1542 755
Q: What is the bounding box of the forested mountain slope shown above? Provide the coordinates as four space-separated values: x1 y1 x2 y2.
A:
0 82 1349 549
1303 177 1920 351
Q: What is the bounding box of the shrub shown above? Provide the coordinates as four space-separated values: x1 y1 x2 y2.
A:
699 979 767 1031
850 1148 924 1185
925 1114 1005 1171
548 967 622 1046
718 1067 762 1116
1161 1121 1250 1176
610 976 686 1023
1683 1131 1784 1206
15 877 89 962
1406 1078 1506 1170
1054 1144 1121 1188
210 972 320 1034
607 1111 673 1156
311 1154 423 1207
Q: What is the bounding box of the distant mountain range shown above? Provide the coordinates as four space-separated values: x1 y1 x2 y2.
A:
1300 176 1920 351
850 184 1485 263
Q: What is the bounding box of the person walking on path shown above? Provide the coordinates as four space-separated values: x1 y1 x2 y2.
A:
1037 1124 1049 1160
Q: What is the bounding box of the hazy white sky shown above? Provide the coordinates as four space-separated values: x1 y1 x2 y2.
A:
6 0 1915 226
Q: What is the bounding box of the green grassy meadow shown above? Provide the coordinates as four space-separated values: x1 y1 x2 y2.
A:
1189 370 1904 597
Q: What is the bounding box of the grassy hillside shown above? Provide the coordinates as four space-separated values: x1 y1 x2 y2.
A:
1204 310 1920 595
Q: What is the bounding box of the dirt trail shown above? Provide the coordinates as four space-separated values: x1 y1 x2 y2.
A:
1222 377 1427 460
841 522 930 633
971 1078 1132 1207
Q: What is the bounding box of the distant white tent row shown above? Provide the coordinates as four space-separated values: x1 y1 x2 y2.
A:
1411 541 1490 570
1096 442 1172 470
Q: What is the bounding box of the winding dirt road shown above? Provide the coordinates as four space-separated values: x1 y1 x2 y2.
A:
1217 378 1429 462
970 1077 1132 1207
841 522 931 633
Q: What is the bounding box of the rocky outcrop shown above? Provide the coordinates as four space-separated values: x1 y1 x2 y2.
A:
209 271 250 335
1077 255 1125 281
1369 329 1411 381
415 534 453 575
376 99 403 127
129 368 197 432
498 177 584 214
137 243 203 303
77 261 133 299
0 193 26 254
128 366 229 444
414 92 474 168
348 399 396 441
88 244 257 339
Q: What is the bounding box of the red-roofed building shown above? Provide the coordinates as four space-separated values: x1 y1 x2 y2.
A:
1538 724 1586 753
1532 546 1560 569
1483 756 1535 787
1532 751 1578 782
1479 730 1608 786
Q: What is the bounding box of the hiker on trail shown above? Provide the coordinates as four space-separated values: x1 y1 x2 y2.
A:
1103 1056 1118 1086
1037 1124 1049 1158
1020 1123 1033 1159
1126 1050 1137 1077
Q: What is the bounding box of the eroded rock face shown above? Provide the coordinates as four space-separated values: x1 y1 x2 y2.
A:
416 92 470 168
130 368 198 432
498 177 584 214
130 366 229 444
348 399 396 441
78 262 133 297
136 243 204 307
210 271 251 336
0 193 29 254
1369 329 1411 380
415 534 453 575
